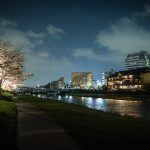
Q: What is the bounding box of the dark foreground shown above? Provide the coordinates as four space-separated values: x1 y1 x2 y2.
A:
0 100 17 150
1 96 150 150
16 96 150 150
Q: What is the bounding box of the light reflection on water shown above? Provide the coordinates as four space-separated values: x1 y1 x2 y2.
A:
58 95 61 100
37 94 150 119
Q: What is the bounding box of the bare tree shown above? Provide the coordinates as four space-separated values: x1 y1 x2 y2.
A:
0 40 24 90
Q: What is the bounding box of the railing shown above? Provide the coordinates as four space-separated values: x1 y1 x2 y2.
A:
15 88 71 96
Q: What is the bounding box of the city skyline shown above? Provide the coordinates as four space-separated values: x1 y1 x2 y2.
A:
0 0 150 86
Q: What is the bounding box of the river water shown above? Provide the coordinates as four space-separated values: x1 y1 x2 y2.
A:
37 94 150 120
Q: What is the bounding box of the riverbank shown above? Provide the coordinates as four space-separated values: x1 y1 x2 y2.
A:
69 93 150 101
0 100 17 150
17 96 150 150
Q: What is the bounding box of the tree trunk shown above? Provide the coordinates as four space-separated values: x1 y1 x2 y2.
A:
0 79 2 89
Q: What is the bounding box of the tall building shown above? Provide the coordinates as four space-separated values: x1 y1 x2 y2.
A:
71 72 93 89
125 51 150 70
102 73 105 85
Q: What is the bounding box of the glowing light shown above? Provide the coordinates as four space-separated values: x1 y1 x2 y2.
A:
69 96 73 100
65 95 69 98
58 95 61 100
81 97 85 100
38 94 41 98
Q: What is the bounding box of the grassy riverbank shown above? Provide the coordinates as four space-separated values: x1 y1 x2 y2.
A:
17 96 150 149
0 100 17 150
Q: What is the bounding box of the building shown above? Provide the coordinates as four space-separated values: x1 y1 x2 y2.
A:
93 80 102 89
107 67 150 91
125 51 150 70
57 77 65 89
102 69 115 85
71 72 93 89
102 73 105 85
48 77 64 90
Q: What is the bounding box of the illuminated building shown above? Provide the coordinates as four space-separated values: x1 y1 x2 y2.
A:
58 77 65 89
102 73 105 85
49 77 64 89
107 67 150 91
125 51 150 70
71 72 93 89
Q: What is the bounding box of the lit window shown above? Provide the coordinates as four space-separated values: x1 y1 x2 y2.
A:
129 75 133 78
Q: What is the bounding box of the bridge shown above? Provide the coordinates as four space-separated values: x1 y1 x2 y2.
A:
15 88 71 96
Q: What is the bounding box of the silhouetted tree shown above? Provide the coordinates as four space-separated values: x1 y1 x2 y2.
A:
102 85 108 91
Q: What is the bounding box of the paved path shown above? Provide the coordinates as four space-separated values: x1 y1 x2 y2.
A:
16 101 83 150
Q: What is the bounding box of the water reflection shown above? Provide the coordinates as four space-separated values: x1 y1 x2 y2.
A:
104 99 142 118
37 94 150 119
68 96 73 102
94 98 106 111
58 95 61 100
86 97 93 108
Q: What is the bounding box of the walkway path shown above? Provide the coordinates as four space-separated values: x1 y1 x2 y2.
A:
16 101 83 150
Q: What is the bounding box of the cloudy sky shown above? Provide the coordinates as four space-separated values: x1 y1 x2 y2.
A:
0 0 150 86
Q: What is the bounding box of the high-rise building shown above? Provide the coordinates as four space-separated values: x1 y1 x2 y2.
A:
102 73 105 85
125 51 150 70
71 72 93 89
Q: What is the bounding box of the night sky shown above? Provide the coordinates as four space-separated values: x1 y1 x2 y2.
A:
0 0 150 86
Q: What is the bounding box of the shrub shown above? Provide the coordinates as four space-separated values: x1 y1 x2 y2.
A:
0 89 13 101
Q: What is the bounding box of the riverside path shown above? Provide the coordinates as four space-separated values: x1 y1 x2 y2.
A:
16 100 83 150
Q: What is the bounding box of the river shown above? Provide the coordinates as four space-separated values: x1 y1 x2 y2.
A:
37 94 150 120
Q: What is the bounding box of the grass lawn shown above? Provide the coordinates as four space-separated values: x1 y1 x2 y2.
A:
0 100 17 150
18 96 150 150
